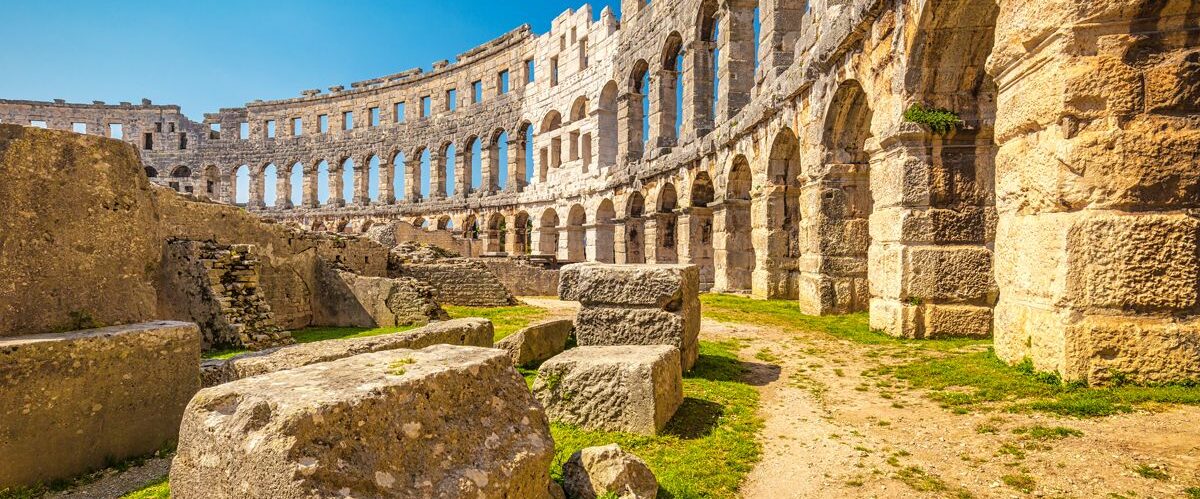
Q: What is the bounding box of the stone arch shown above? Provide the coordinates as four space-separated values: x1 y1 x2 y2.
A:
414 146 430 201
367 154 381 203
391 149 406 202
462 213 479 240
570 96 589 122
719 154 755 292
656 31 684 147
623 191 647 264
624 59 651 159
652 183 680 263
513 211 532 255
689 172 716 289
465 135 482 194
515 121 534 189
488 128 508 191
758 128 802 299
565 204 587 263
598 80 619 167
593 198 617 263
538 111 563 183
537 207 560 256
316 160 332 205
436 215 452 231
145 166 159 178
486 212 506 253
233 164 250 206
171 165 192 178
262 163 278 207
438 142 455 197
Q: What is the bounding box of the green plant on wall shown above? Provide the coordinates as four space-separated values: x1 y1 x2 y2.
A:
903 104 960 134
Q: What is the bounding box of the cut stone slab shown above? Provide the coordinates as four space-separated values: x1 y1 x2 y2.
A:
495 318 574 366
0 321 201 489
200 318 492 386
533 345 683 435
314 265 448 328
562 444 658 499
558 263 700 372
171 345 554 498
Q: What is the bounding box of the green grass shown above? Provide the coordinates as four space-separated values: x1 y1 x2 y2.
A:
548 340 762 498
123 341 762 499
1001 473 1036 493
120 477 168 499
443 303 548 342
1132 464 1169 481
884 349 1200 417
203 325 418 360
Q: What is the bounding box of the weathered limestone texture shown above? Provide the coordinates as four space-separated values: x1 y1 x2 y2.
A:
495 318 574 366
394 259 517 307
562 444 659 499
533 345 683 435
313 261 448 328
172 345 554 499
481 258 562 297
560 263 700 371
0 321 200 489
201 318 493 386
158 240 294 351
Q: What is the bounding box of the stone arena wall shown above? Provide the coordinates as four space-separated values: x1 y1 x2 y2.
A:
2 0 1198 384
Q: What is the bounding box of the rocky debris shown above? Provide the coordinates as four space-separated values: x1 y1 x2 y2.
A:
560 263 700 371
200 318 493 386
0 321 200 489
390 240 459 264
314 260 448 328
533 345 683 435
495 319 574 367
171 345 554 498
562 444 658 499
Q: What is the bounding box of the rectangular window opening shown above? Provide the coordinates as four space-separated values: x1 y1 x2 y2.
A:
395 102 406 123
29 120 47 128
550 57 559 87
421 96 431 118
109 123 124 139
579 37 589 70
471 81 483 104
143 132 154 150
446 89 457 111
319 114 329 133
179 134 188 150
369 107 380 127
72 122 87 134
525 59 535 83
266 120 276 139
155 122 163 132
293 117 303 136
499 70 511 94
343 111 354 131
239 122 249 140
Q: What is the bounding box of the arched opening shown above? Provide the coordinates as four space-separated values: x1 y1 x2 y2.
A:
462 214 480 240
368 155 381 203
566 204 587 262
171 166 191 178
392 151 406 201
694 0 719 135
440 143 456 197
492 129 509 191
570 96 588 122
145 166 159 178
486 213 506 254
203 165 221 201
521 122 535 187
657 32 684 147
721 155 755 292
341 157 356 204
290 163 304 206
762 128 802 299
436 215 451 230
625 192 646 264
538 111 562 183
468 136 482 193
513 211 532 255
569 97 590 171
624 60 650 160
234 165 250 206
538 208 560 256
317 160 331 205
689 171 716 289
420 148 432 199
598 81 619 167
594 199 617 263
654 183 679 263
263 163 278 207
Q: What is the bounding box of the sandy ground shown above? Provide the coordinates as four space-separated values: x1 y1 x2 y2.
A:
54 298 1200 498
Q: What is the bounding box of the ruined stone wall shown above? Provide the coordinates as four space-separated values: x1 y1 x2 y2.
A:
480 258 561 297
3 0 1197 383
394 259 517 307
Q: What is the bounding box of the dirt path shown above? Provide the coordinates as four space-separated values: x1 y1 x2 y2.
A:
702 318 1200 498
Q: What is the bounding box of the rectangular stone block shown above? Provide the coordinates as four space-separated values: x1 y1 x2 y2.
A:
533 345 683 435
202 318 492 385
575 306 699 372
904 245 995 304
0 321 201 489
1063 315 1200 384
172 345 553 498
559 263 698 308
495 318 574 367
922 304 993 339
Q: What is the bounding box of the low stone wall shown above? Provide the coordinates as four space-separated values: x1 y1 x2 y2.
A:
395 259 516 307
0 321 201 489
480 258 561 297
201 318 493 386
312 261 447 328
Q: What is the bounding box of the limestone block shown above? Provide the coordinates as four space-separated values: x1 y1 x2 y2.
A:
562 444 659 499
559 263 698 308
922 304 993 339
870 206 988 245
318 268 448 328
904 246 995 304
533 345 683 435
575 307 699 372
1065 213 1199 313
495 319 574 367
202 318 492 385
0 321 201 488
1063 315 1200 385
171 345 553 498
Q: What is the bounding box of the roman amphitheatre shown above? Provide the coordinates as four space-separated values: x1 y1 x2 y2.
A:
1 0 1198 497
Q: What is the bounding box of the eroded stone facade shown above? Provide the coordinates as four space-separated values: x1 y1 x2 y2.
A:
3 0 1197 383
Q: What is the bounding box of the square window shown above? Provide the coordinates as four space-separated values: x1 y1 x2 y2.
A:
369 107 380 127
169 122 176 133
293 117 303 136
446 89 457 111
499 70 511 94
239 122 250 139
421 96 431 118
155 122 163 132
550 57 559 86
319 114 329 133
266 120 276 139
109 123 123 139
471 81 483 104
72 122 87 134
29 120 47 128
395 102 406 123
343 111 354 131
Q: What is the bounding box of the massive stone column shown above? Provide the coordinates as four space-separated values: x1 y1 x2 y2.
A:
618 93 646 161
353 156 370 206
455 147 471 197
644 212 679 264
507 137 526 192
795 166 872 316
429 150 446 199
403 154 421 202
302 165 319 208
275 167 293 210
756 0 806 84
247 168 266 210
751 183 795 299
678 207 714 291
987 0 1200 383
681 40 715 143
717 1 757 122
482 141 498 194
379 157 396 205
328 165 345 207
647 69 679 150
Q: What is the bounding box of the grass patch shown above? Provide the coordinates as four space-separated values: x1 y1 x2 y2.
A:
1185 487 1200 498
443 303 548 342
886 349 1200 417
120 477 169 499
1001 473 1036 493
1132 464 1169 481
203 325 418 360
550 340 762 498
1012 425 1082 441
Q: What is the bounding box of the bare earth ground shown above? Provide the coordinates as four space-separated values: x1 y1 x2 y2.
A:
54 298 1200 498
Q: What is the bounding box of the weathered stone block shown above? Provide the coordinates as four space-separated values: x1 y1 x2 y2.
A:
495 318 574 367
533 345 683 435
562 444 659 499
315 266 448 328
202 318 492 385
1063 315 1200 384
559 263 697 308
0 321 200 489
1066 214 1199 313
575 307 699 372
171 345 554 498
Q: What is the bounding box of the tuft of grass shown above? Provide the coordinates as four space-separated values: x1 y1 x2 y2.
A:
1185 487 1200 498
754 348 779 363
1001 473 1036 493
443 303 548 342
1131 464 1169 481
387 357 416 376
896 466 947 492
549 340 762 498
1012 425 1082 441
903 103 960 134
120 477 169 498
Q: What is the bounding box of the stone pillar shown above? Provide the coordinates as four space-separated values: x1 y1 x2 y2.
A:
455 147 471 197
751 184 794 299
618 93 646 161
985 0 1200 384
379 157 396 205
795 166 871 316
507 137 526 192
584 223 616 263
302 165 319 208
482 226 504 255
679 207 714 291
560 226 585 263
275 168 293 210
681 40 715 143
647 69 679 149
481 142 498 194
354 156 371 206
247 168 266 210
711 199 754 293
613 218 629 264
757 0 806 84
504 214 524 255
535 226 559 257
644 212 678 264
429 150 446 199
403 155 421 202
622 217 645 264
717 1 757 122
328 166 345 207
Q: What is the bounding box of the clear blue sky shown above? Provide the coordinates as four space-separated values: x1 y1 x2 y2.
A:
0 0 620 120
